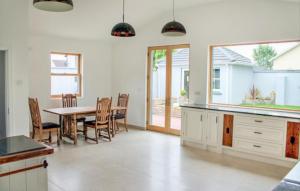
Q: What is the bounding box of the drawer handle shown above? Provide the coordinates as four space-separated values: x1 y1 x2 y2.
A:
254 120 263 123
253 145 261 148
254 131 262 135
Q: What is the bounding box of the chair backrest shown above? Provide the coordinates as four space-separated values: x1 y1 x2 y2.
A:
28 98 42 129
62 94 77 108
95 97 112 125
117 93 129 115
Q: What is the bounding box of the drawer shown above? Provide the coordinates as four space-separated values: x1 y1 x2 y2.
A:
233 138 283 158
234 124 284 144
235 114 285 129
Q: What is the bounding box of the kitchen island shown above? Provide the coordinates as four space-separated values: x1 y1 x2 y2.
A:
181 104 300 167
0 136 53 191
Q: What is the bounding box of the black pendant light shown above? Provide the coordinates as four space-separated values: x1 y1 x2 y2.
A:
33 0 73 12
111 0 136 37
161 0 186 36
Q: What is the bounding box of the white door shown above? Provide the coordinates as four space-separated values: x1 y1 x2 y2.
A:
184 110 206 143
207 111 220 146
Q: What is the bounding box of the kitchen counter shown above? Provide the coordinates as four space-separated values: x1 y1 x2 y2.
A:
273 162 300 191
0 135 53 165
181 104 300 119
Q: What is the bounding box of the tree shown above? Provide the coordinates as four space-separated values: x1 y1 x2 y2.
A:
152 50 166 71
253 45 277 70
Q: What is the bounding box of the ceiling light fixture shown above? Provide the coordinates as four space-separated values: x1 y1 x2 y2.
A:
111 0 136 37
161 0 186 36
33 0 74 12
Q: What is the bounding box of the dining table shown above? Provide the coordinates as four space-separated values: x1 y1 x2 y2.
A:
43 106 127 145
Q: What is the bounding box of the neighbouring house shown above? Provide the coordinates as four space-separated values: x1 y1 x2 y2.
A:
272 44 300 70
212 46 300 106
152 48 190 103
212 47 254 104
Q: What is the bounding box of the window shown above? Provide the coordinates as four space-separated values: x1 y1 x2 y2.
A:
209 40 300 111
212 68 221 91
50 53 82 97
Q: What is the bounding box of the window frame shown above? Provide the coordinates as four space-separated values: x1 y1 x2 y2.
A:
207 39 300 112
50 52 82 98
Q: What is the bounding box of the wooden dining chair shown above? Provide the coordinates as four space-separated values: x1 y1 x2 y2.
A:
28 98 60 145
84 97 112 144
62 94 86 135
113 93 129 133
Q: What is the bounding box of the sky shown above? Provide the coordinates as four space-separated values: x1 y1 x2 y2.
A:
225 41 300 62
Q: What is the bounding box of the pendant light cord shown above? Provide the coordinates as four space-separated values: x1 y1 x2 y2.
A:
173 0 175 21
122 0 125 22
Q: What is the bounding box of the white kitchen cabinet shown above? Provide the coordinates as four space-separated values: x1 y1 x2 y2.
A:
0 165 10 191
0 157 48 191
182 109 206 144
206 111 221 147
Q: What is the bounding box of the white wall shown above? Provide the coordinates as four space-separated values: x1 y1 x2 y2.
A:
0 0 29 136
112 0 300 128
29 35 112 123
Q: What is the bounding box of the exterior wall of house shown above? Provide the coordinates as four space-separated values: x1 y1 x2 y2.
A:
273 46 300 70
253 71 300 106
230 65 254 104
152 64 189 100
212 64 253 105
212 64 227 103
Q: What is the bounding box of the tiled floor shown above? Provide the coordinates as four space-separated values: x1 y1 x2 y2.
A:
48 128 290 191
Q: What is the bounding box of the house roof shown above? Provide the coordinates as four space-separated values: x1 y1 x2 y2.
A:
270 44 300 62
213 47 253 66
157 48 189 66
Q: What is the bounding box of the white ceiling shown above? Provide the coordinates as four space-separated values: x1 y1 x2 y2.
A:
29 0 222 40
29 0 300 41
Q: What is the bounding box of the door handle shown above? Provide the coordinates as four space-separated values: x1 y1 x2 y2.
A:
226 128 230 134
254 131 262 135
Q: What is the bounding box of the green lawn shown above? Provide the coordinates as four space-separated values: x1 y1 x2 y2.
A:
240 103 300 111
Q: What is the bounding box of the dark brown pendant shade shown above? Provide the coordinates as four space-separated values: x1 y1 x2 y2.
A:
111 0 136 37
161 21 186 36
161 0 186 36
33 0 73 12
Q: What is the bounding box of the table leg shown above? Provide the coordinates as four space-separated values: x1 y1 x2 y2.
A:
59 115 63 140
72 114 78 145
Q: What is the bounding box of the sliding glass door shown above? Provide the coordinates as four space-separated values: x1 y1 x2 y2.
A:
147 44 190 135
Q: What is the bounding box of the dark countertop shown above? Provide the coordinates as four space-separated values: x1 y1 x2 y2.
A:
273 162 300 191
0 136 53 165
180 104 300 119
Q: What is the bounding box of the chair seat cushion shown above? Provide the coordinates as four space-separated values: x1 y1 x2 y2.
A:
42 122 60 129
76 117 86 122
113 113 125 120
85 120 109 128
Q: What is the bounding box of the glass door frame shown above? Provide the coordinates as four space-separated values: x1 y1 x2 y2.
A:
146 44 190 136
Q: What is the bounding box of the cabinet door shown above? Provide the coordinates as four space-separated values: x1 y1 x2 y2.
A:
207 112 220 146
26 157 48 191
223 114 234 147
185 110 205 143
286 122 300 159
0 164 10 191
9 161 27 191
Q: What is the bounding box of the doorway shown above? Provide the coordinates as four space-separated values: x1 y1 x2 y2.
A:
147 44 190 135
0 51 6 138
